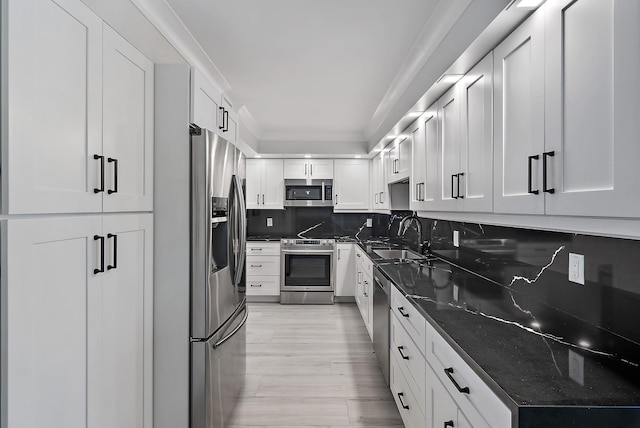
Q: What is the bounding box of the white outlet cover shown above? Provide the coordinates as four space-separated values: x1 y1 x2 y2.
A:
453 230 460 247
366 218 373 227
267 217 273 227
569 253 585 285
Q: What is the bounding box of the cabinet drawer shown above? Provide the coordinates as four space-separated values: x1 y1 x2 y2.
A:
246 276 280 296
390 353 426 428
425 321 511 428
390 287 426 356
391 312 426 416
361 253 374 278
246 256 280 276
246 242 280 256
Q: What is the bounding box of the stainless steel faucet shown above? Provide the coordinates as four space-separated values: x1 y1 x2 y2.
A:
398 212 428 253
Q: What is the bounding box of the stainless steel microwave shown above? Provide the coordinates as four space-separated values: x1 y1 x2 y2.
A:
284 179 333 207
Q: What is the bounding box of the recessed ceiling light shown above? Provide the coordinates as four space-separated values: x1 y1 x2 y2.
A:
510 0 545 9
436 74 464 85
354 155 362 159
254 155 262 158
405 111 422 119
304 155 311 158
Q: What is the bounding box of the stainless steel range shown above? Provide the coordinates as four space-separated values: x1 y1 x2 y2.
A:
280 239 335 304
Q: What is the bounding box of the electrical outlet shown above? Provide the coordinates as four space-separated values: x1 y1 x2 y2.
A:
569 253 585 285
366 218 372 227
266 217 273 227
453 230 460 247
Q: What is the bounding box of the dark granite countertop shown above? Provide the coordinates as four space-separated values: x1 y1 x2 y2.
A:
356 242 640 426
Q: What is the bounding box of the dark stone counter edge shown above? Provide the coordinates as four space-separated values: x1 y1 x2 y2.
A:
358 242 640 428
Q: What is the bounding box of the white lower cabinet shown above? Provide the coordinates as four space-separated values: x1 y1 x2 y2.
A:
246 242 281 299
353 246 373 339
2 213 153 428
391 352 425 428
335 243 355 297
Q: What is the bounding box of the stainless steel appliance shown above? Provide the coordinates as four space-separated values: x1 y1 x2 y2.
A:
280 239 335 304
284 179 333 207
373 266 390 385
189 125 247 428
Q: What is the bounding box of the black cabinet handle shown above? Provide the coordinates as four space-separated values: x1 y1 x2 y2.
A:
107 158 118 194
397 346 410 360
528 155 540 195
444 367 470 394
94 154 105 193
94 235 105 274
219 106 225 130
543 151 555 194
223 109 229 132
457 173 464 199
397 307 410 318
444 421 454 428
250 284 262 287
262 194 265 205
451 174 457 199
397 392 409 410
107 233 118 270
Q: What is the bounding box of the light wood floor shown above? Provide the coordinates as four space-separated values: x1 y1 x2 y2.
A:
228 302 404 428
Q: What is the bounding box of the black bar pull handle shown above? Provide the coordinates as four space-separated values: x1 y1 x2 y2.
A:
528 155 540 195
94 235 105 274
444 421 454 428
444 367 470 394
397 346 410 360
223 109 229 132
397 392 410 410
397 307 410 318
107 233 118 270
457 173 464 199
543 151 555 194
250 284 262 287
451 174 457 199
107 158 118 194
94 154 105 193
219 106 225 130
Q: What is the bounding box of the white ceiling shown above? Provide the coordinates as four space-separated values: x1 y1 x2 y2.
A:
163 0 441 151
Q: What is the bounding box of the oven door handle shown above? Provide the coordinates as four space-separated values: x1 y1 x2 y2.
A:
281 250 335 255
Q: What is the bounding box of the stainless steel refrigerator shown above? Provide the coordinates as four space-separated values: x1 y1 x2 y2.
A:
189 125 247 428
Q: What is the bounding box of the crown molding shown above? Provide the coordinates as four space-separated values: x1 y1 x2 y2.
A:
130 0 231 93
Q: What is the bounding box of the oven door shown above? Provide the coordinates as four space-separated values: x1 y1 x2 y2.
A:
281 250 334 292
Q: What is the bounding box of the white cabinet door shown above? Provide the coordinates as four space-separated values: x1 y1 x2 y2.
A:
102 25 154 213
4 216 102 428
437 84 462 211
372 152 389 211
410 117 426 211
309 159 333 179
283 159 308 179
94 214 153 428
245 159 262 209
261 159 284 209
334 159 370 211
417 103 440 212
544 0 640 217
2 0 103 214
220 95 238 144
459 53 493 213
190 68 221 133
335 244 355 297
386 136 411 184
493 7 546 215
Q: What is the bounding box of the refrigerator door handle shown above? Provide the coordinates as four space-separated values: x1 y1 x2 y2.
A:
231 175 247 287
212 306 248 349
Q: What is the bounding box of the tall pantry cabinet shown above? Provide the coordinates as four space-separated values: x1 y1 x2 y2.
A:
1 1 154 428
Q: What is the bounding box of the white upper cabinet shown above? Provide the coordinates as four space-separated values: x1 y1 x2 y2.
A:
493 7 546 215
387 136 411 184
437 83 463 212
412 103 439 212
190 68 221 133
1 0 154 215
245 159 284 209
220 95 239 144
283 159 333 180
334 159 370 212
459 53 493 213
543 0 640 218
102 24 154 212
2 0 103 214
372 151 390 211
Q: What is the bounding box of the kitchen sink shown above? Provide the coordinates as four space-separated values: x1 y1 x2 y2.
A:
372 248 425 260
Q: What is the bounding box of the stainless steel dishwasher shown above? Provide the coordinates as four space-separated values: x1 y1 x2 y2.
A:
373 266 391 385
